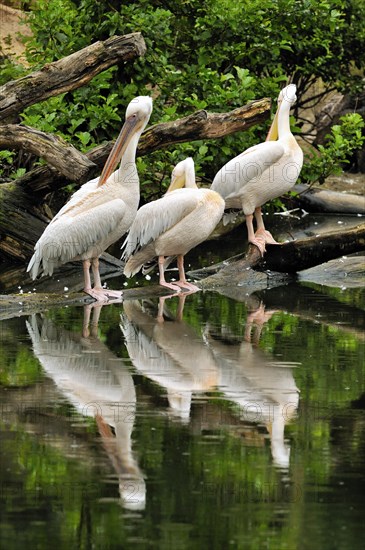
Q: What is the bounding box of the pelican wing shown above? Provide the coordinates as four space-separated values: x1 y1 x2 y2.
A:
28 198 126 278
50 176 100 223
123 188 202 259
211 141 285 199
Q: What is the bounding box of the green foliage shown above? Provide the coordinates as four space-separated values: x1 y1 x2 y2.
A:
21 68 123 151
300 113 365 185
0 56 26 87
1 0 364 197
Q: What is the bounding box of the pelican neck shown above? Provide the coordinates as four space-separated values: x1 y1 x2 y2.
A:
277 99 293 138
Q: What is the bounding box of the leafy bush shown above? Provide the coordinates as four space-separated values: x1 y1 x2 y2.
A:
300 113 365 185
1 0 364 199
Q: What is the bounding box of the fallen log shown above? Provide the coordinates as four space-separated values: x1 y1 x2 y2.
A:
0 284 178 320
189 223 365 289
0 33 147 122
291 184 365 215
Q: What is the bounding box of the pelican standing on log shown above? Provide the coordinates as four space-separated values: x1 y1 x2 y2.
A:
211 84 303 254
123 157 225 292
27 96 153 302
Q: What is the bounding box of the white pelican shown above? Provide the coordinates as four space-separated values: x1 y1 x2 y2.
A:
211 84 303 254
123 157 225 292
27 96 153 302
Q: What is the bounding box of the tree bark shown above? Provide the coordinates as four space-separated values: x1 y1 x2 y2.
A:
0 183 48 261
138 99 271 154
0 33 147 122
0 124 96 182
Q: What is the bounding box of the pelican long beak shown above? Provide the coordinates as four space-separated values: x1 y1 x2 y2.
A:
98 115 140 186
166 173 185 193
266 99 281 141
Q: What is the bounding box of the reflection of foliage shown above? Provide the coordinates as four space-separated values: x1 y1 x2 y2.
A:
0 346 42 387
303 283 365 310
0 320 43 387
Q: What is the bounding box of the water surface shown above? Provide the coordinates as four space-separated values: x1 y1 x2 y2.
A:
0 213 364 549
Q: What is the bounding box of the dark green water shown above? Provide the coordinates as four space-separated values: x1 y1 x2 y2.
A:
0 278 364 549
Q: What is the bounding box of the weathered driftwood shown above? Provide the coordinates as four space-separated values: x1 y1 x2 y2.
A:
138 99 271 154
0 33 147 122
299 256 365 288
291 184 365 215
0 124 96 182
190 223 365 288
0 184 48 261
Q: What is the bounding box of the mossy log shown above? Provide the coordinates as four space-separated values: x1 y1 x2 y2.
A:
189 223 365 289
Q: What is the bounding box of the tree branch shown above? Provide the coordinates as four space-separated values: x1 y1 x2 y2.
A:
0 124 96 181
16 99 271 191
137 98 271 154
0 33 146 122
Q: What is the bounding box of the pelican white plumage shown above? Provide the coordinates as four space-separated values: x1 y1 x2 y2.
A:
123 157 225 292
211 84 303 254
27 96 153 302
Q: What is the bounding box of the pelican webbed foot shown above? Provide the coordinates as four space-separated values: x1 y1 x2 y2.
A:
160 281 182 292
255 228 279 245
84 287 123 302
84 287 110 303
103 289 124 300
248 235 266 256
174 281 200 292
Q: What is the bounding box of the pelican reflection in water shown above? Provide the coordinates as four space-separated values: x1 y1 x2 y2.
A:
121 295 220 421
204 303 300 469
26 305 145 510
122 296 299 469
